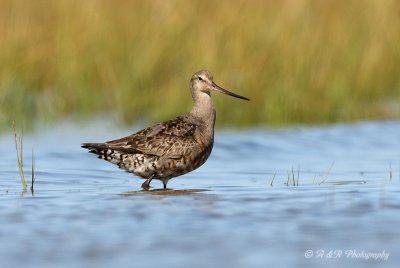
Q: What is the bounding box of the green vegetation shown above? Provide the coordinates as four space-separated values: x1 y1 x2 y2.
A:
284 166 300 186
1 0 399 130
12 121 35 194
31 148 36 194
319 162 335 186
12 121 27 192
272 162 335 187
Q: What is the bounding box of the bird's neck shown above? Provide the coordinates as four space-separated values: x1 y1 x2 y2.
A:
191 92 216 139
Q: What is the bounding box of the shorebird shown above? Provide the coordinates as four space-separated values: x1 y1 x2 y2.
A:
82 70 249 190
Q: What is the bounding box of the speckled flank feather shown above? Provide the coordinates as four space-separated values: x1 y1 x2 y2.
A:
82 70 249 189
82 114 213 180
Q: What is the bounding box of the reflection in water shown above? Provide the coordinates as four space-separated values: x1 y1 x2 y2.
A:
0 121 399 268
120 189 209 196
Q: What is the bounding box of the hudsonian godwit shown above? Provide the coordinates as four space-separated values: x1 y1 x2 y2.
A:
82 70 249 190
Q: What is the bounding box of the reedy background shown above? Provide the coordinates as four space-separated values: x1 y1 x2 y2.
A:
1 0 399 130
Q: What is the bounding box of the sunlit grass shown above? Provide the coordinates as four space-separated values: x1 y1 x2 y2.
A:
1 0 399 130
12 121 36 194
12 121 27 193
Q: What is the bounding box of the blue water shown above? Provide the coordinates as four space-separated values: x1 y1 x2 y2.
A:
0 121 399 268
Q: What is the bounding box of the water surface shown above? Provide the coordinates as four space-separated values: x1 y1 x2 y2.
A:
0 121 399 268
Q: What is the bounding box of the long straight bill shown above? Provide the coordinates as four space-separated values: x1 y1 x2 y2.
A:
211 82 249 101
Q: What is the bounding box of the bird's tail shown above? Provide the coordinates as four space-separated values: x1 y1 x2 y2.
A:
81 143 120 163
81 143 107 155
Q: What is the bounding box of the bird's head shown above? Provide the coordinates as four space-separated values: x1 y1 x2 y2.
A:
190 70 249 101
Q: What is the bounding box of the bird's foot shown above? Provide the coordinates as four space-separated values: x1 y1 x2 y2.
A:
162 180 168 190
141 179 152 190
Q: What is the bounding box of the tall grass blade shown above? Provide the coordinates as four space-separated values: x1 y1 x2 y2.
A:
319 161 335 185
31 148 35 194
12 121 27 193
270 172 277 187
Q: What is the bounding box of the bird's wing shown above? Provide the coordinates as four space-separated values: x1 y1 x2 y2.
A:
104 115 200 158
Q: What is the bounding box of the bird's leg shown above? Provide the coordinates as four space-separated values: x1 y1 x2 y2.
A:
162 180 168 190
141 174 155 190
141 180 150 190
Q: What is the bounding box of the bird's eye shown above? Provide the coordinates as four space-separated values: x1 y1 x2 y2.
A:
198 77 203 81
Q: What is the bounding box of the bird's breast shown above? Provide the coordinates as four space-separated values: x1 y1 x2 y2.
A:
155 138 214 179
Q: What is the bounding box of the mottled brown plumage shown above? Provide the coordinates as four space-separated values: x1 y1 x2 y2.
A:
82 70 249 189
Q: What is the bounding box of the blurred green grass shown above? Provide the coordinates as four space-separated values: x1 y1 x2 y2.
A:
1 0 399 130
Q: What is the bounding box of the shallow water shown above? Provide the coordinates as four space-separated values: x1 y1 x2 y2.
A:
0 121 399 268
